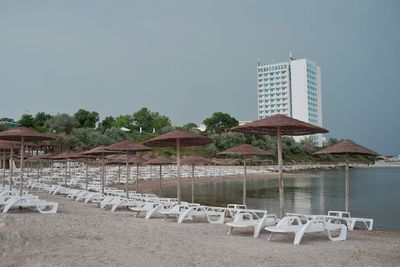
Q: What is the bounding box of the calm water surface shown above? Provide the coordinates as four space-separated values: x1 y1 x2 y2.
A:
162 167 400 229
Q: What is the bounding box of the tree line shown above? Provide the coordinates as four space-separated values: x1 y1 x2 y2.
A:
0 108 366 164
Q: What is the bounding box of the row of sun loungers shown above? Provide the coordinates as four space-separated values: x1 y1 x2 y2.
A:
21 180 374 245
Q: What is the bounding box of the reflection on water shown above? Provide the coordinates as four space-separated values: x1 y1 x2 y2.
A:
161 167 400 229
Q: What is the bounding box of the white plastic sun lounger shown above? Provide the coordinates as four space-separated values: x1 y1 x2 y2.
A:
109 198 137 212
99 195 120 209
2 195 58 214
130 202 166 218
177 205 226 224
328 211 373 231
226 209 278 238
159 203 200 221
265 215 347 245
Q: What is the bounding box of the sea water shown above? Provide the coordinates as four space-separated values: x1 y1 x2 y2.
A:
162 167 400 229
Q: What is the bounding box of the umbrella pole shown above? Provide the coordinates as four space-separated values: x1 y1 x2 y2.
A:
19 137 25 196
101 153 105 194
136 164 139 193
345 158 349 212
277 127 284 217
64 160 68 187
159 165 162 196
9 146 14 190
177 138 181 204
85 160 89 191
118 164 121 185
126 152 130 199
243 155 247 206
2 150 5 187
191 164 195 203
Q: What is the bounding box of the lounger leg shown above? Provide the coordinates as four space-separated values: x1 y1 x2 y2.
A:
227 227 233 235
268 232 273 241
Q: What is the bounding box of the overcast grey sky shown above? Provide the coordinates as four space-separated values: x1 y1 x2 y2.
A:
0 0 399 155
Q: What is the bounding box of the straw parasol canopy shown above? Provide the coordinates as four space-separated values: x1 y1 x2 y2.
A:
0 127 54 195
314 140 379 211
105 140 152 198
82 146 123 193
145 156 174 196
219 144 269 205
143 130 212 203
231 114 328 215
181 156 211 203
313 140 379 156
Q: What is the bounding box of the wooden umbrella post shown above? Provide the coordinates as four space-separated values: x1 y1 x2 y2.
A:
101 153 105 194
9 146 14 190
159 165 162 196
85 159 89 190
177 138 181 204
19 137 24 196
191 164 195 203
118 164 121 185
126 151 130 199
136 164 139 193
2 150 5 187
277 127 284 217
64 159 68 187
243 155 247 206
345 157 350 212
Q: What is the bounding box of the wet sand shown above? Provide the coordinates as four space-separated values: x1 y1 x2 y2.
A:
1 190 400 267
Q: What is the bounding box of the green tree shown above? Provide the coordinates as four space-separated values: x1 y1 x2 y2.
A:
114 115 134 129
47 113 78 134
300 138 317 154
98 116 115 133
33 112 52 132
51 133 82 152
72 128 113 147
327 137 339 146
74 109 99 128
182 122 198 131
104 128 128 142
132 107 171 133
211 132 246 151
203 112 239 134
18 114 35 127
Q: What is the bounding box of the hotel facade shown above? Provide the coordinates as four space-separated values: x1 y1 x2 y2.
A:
257 57 324 146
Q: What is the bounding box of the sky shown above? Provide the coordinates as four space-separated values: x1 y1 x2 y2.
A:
0 0 399 155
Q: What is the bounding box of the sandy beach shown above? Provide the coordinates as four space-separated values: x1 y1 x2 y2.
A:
1 188 400 267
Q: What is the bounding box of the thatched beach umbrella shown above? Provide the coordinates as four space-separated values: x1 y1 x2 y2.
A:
181 156 211 203
314 140 379 211
231 114 328 214
0 127 53 195
0 141 19 187
143 130 212 203
105 140 152 198
145 156 174 196
82 146 123 193
219 144 269 205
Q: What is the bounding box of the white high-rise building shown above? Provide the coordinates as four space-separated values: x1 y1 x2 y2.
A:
257 56 324 146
